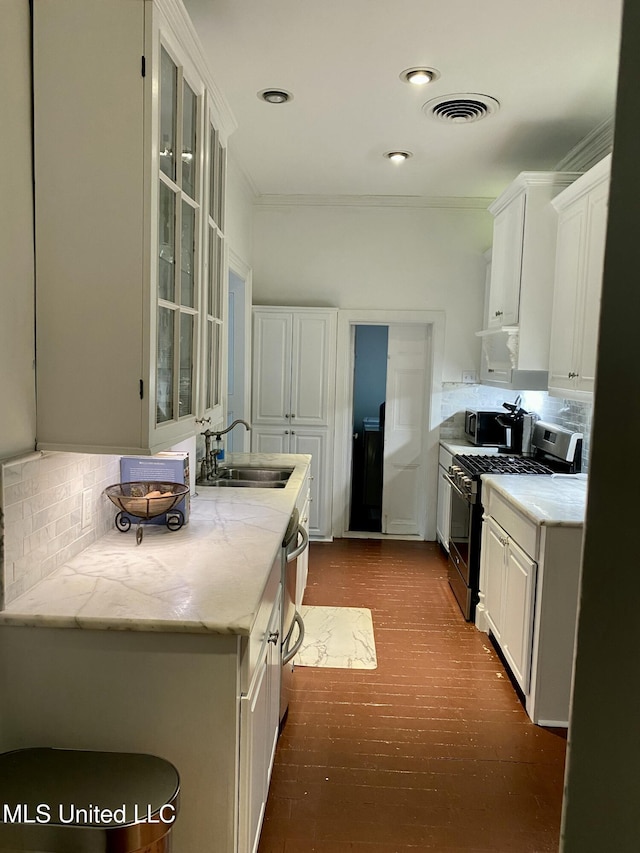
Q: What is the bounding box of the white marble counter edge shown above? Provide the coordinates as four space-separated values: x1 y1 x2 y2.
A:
0 454 311 636
481 473 586 527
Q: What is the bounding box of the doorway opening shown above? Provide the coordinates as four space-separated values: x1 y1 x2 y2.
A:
349 325 388 532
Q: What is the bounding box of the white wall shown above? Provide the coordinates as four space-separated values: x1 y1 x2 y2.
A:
252 202 492 383
0 1 36 461
224 153 255 268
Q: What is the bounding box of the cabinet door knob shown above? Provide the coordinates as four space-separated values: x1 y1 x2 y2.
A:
284 430 289 435
290 413 295 418
495 310 503 317
568 371 579 379
268 631 280 645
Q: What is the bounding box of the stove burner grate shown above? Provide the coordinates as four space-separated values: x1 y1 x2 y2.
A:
455 454 554 477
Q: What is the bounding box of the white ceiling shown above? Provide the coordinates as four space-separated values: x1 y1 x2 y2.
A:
184 0 623 200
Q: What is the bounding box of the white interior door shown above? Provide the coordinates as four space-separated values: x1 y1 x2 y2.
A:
381 324 428 535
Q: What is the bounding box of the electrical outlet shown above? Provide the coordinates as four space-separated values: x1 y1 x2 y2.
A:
462 370 477 384
81 488 93 529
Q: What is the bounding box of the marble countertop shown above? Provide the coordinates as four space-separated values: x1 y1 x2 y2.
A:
481 473 588 526
0 453 311 636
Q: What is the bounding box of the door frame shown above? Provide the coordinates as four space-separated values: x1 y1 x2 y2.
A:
333 309 445 540
226 249 253 451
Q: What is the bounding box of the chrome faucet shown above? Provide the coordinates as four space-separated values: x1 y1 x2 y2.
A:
200 420 251 480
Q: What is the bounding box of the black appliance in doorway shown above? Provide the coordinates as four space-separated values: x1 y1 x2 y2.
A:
445 421 583 621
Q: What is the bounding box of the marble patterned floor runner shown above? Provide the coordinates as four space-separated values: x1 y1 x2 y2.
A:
295 605 377 669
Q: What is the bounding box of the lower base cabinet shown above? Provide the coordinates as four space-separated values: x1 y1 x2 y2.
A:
252 427 332 540
0 559 283 853
478 484 583 726
239 586 281 853
483 515 537 692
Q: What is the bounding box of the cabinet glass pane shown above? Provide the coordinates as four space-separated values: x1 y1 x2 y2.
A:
158 181 176 302
160 48 177 181
182 81 197 199
209 125 216 223
207 225 221 319
216 138 225 228
205 319 221 410
206 319 212 410
157 307 175 424
179 312 194 416
181 201 195 307
211 322 221 407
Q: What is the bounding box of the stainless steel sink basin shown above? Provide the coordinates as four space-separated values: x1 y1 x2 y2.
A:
218 467 293 482
196 466 293 489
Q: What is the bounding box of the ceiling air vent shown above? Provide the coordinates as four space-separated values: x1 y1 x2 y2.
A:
423 94 500 124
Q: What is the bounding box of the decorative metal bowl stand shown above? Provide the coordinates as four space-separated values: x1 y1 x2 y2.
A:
104 481 190 544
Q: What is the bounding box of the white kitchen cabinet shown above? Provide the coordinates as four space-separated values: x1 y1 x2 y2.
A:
296 491 311 608
436 445 453 552
0 555 283 853
478 482 583 726
483 516 536 692
548 155 611 399
252 427 331 540
251 308 337 539
32 0 233 455
252 309 338 426
479 170 580 390
239 586 281 853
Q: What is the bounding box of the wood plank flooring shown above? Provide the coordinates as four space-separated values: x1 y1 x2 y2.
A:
258 539 566 853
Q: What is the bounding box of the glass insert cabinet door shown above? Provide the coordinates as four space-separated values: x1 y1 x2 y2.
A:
156 45 200 426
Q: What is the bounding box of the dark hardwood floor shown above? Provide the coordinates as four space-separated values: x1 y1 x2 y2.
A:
258 539 566 852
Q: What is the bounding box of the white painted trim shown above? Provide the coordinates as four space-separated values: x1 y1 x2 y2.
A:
332 309 445 540
254 194 493 211
155 0 237 141
554 117 615 174
227 249 253 452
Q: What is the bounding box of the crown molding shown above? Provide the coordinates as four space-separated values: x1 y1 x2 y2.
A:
554 117 615 173
254 194 493 211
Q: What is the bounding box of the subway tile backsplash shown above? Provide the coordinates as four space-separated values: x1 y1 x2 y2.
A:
440 383 593 471
0 451 119 607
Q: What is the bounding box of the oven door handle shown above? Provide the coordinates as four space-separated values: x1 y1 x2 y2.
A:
444 472 469 502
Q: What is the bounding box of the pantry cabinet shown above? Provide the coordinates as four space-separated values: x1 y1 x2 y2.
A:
479 170 580 389
251 308 338 539
32 0 234 455
548 155 611 399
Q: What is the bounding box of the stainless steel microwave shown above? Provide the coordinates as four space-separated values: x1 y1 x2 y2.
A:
464 409 506 446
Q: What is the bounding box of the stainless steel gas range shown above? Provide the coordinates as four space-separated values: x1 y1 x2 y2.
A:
445 421 583 620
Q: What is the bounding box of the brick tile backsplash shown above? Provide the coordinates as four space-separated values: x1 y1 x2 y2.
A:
440 384 592 471
0 451 119 606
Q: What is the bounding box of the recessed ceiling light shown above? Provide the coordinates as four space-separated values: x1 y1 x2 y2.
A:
385 151 412 162
258 89 293 104
400 67 440 86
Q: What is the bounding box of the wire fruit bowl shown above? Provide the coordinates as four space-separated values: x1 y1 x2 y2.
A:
103 481 190 544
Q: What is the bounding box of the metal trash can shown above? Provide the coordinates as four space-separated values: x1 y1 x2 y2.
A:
0 747 180 852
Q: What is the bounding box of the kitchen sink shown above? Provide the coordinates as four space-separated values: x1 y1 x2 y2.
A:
218 467 293 482
196 466 293 489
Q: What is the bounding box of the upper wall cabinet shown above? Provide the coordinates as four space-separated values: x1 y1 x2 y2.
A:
33 0 235 454
479 171 580 390
548 156 611 400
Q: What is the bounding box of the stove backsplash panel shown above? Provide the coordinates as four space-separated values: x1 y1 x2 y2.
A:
0 451 119 607
440 384 592 471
